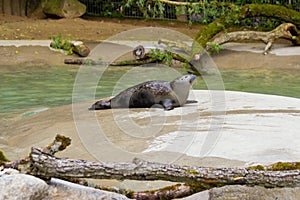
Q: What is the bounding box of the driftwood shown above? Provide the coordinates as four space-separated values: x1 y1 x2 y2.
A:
2 135 300 199
207 23 300 54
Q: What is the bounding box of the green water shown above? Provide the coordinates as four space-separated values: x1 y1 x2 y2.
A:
1 65 300 119
221 68 300 98
0 65 129 119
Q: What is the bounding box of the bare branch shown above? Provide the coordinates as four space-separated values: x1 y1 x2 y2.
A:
207 23 300 54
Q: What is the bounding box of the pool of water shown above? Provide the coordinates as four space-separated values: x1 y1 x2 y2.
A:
1 65 300 120
0 65 129 119
221 68 300 98
0 65 75 117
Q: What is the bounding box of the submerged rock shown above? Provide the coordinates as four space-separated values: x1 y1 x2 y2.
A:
43 0 86 18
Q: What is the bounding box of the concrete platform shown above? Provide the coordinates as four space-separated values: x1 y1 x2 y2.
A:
143 90 300 165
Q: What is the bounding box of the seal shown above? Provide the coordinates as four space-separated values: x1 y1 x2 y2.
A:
89 74 197 111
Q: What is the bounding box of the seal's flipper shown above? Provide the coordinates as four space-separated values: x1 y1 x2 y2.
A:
186 100 198 104
160 99 174 111
89 100 111 110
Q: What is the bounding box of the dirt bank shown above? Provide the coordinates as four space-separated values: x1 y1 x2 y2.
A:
0 15 200 41
1 15 300 69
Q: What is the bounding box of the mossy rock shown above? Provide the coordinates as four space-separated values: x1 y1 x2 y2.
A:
43 0 86 18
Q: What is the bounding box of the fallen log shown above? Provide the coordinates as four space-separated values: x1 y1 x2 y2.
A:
207 23 300 54
71 41 90 57
64 58 105 65
28 147 300 188
63 58 158 66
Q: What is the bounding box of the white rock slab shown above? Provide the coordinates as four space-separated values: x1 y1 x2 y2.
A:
0 40 51 47
143 90 300 165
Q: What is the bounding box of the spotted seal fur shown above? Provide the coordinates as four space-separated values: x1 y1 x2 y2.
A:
89 74 197 111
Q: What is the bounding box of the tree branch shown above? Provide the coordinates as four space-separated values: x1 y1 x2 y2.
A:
207 23 300 54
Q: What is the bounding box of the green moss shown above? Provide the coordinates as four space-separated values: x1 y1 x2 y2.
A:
160 183 182 191
195 18 226 47
247 162 300 171
55 134 71 151
185 169 199 175
247 165 265 170
0 150 10 162
46 134 71 152
185 181 225 193
270 162 300 171
44 0 62 15
125 190 135 198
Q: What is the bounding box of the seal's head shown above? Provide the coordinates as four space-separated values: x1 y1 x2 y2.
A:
171 74 196 106
171 74 196 89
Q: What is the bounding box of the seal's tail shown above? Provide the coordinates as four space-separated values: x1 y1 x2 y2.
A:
88 100 111 110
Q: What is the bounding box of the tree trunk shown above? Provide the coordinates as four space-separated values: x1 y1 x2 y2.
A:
195 4 300 47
